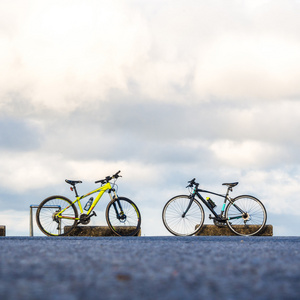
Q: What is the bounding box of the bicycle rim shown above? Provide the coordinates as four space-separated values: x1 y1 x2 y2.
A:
106 197 141 236
162 195 204 236
225 195 267 236
36 196 78 236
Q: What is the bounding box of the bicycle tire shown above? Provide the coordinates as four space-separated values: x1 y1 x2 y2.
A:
36 195 78 236
162 195 205 236
106 197 141 236
225 195 267 236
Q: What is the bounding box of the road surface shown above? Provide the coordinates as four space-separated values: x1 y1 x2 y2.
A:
0 236 299 299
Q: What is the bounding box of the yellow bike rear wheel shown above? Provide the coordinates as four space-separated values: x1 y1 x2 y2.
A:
36 196 78 236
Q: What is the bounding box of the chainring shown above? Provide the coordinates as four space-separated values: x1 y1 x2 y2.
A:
79 214 91 225
213 218 227 227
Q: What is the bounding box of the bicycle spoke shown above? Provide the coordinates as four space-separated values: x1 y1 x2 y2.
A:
36 196 78 236
226 195 267 236
162 196 204 236
106 197 141 236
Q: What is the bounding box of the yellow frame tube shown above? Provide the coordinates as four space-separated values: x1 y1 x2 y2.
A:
57 182 112 219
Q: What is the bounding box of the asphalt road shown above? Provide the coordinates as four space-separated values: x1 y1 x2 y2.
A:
0 236 299 300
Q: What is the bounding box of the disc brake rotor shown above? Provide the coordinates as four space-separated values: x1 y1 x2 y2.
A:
118 213 127 223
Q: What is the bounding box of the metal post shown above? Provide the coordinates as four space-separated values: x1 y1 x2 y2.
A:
30 205 61 236
30 205 33 236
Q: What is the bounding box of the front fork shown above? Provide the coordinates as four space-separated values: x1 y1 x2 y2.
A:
182 195 195 218
109 189 125 221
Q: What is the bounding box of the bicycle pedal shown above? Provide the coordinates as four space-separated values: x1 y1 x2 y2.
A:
90 211 97 217
209 214 214 220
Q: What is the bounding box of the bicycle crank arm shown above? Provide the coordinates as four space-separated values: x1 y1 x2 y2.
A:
85 211 97 220
78 211 97 225
209 214 227 222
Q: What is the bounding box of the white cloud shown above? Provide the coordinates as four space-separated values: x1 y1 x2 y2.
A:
67 159 162 185
1 0 300 236
2 0 300 115
240 168 300 216
0 0 151 112
0 210 29 236
193 35 300 100
0 151 68 192
210 139 283 168
0 150 163 193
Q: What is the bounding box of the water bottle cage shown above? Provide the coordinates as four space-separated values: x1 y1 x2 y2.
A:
207 198 216 209
84 197 93 211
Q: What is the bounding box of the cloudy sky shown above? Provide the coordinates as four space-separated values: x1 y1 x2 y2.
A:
1 0 300 236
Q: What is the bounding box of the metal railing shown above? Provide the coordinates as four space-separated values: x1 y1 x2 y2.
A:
30 204 61 236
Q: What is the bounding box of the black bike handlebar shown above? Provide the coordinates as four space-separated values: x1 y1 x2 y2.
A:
186 178 199 189
95 170 122 184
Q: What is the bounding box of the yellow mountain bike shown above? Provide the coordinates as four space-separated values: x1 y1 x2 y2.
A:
36 171 141 236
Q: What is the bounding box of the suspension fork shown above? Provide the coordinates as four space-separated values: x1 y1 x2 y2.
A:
109 189 124 218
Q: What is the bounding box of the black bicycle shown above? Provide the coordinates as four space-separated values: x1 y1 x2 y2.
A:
162 178 267 236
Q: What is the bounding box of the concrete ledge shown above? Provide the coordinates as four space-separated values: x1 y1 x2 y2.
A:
64 226 141 236
0 226 6 236
195 224 273 236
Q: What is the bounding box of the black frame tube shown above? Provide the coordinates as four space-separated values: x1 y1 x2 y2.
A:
195 187 246 219
195 191 220 218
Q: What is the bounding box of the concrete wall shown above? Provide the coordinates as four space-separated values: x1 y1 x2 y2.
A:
64 226 141 236
0 226 6 236
195 224 273 236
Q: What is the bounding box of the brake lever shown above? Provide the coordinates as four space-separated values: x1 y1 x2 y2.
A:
186 178 196 188
113 170 121 178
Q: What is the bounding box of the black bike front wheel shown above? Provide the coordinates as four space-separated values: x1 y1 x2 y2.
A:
36 195 78 236
162 195 205 236
225 195 267 236
106 197 141 236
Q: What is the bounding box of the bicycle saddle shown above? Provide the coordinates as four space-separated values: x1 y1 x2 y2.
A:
222 182 238 188
65 179 82 186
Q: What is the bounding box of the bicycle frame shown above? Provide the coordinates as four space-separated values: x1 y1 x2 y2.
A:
56 181 118 221
187 186 246 221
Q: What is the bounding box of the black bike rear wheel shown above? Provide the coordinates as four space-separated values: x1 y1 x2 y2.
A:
162 195 205 236
36 196 78 236
106 197 141 236
225 195 267 236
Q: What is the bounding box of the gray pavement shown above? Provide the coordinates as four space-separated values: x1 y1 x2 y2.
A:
0 236 299 300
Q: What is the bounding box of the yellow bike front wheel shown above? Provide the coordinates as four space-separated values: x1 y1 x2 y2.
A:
106 197 141 236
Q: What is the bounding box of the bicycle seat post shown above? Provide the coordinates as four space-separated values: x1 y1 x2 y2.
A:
65 180 82 197
225 186 232 199
71 185 79 197
222 182 238 199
